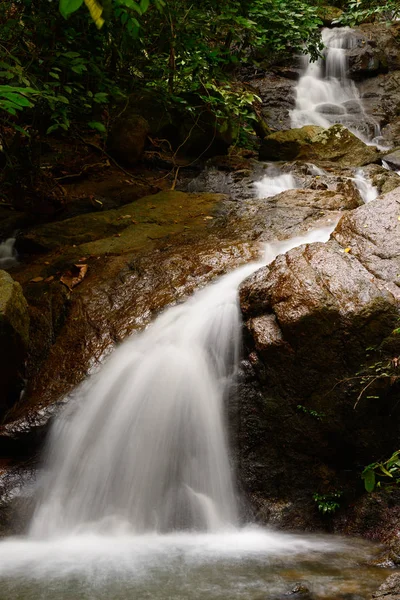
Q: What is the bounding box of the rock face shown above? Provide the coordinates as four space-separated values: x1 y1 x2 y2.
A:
0 271 29 417
108 114 149 166
259 124 379 166
372 573 400 600
383 149 400 172
236 190 400 528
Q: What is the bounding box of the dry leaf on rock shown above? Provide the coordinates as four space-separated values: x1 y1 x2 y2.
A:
60 264 88 291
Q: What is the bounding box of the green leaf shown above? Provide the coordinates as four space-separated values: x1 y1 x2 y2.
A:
362 469 376 493
59 0 84 19
88 121 107 132
140 0 149 12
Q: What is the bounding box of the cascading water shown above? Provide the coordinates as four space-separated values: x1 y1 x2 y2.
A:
254 166 298 198
291 28 379 142
353 169 378 203
0 173 389 598
0 237 17 269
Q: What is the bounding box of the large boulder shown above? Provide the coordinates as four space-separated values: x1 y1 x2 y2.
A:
16 191 224 256
357 71 400 133
235 189 400 527
108 113 149 166
259 124 379 166
0 271 29 417
247 74 298 131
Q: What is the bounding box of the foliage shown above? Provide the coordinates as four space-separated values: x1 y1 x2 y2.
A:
297 404 325 420
362 450 400 493
313 491 343 514
0 0 323 185
334 0 400 26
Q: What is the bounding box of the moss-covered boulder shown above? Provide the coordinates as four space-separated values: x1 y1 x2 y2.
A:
317 5 343 26
259 124 379 166
0 271 29 417
16 191 225 256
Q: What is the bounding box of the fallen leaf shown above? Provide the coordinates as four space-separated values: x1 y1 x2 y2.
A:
30 277 44 283
44 276 54 283
60 264 88 291
204 216 214 220
344 247 351 253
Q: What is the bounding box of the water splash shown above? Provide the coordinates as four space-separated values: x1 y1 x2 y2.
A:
0 238 18 269
254 166 298 198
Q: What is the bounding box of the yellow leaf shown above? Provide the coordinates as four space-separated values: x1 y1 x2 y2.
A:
84 0 105 28
344 247 351 253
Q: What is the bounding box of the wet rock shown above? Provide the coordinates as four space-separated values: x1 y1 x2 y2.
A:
259 124 379 166
347 36 388 81
16 191 225 255
249 74 297 131
382 149 400 172
341 100 363 114
355 23 400 73
362 164 400 195
236 192 400 526
108 114 149 166
316 103 346 115
358 71 400 132
372 572 400 600
0 270 29 417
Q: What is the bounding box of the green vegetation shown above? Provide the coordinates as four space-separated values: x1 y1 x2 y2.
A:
334 0 400 26
362 450 400 493
0 0 323 178
297 404 325 420
313 491 343 515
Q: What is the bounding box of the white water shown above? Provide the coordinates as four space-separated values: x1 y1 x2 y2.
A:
0 175 354 596
353 170 378 203
291 28 379 143
0 237 17 269
254 167 298 198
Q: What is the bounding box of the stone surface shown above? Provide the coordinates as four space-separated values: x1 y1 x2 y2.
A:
108 113 149 166
259 124 379 166
16 191 225 255
0 271 30 417
383 149 400 171
249 74 297 131
372 573 400 600
236 191 400 529
318 5 343 26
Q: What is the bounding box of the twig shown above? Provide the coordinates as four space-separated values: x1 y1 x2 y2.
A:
354 377 379 409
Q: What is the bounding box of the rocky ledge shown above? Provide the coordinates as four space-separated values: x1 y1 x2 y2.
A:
235 188 400 554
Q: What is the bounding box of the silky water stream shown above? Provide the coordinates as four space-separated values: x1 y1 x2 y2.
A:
0 173 390 599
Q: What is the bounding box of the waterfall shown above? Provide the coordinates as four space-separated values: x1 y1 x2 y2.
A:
254 166 298 198
291 28 379 143
0 237 17 269
27 172 335 539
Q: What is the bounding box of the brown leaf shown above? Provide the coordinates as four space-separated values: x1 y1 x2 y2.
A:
30 277 44 283
44 276 54 283
60 264 88 291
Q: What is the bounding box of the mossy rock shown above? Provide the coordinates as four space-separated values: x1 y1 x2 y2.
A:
260 124 379 167
17 191 225 256
317 5 343 26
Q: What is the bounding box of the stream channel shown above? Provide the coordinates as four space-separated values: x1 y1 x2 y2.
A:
0 26 397 600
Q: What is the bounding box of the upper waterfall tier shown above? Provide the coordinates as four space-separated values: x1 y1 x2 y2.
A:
291 28 380 143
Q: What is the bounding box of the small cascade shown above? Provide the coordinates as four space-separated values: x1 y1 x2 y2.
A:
353 170 378 203
291 28 379 143
0 237 18 269
28 173 336 539
254 165 298 198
